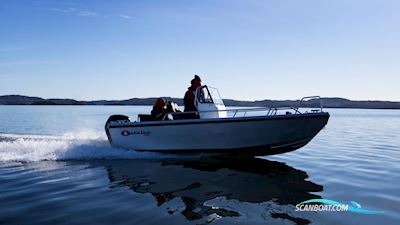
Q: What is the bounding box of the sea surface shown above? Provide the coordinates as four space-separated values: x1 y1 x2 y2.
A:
0 106 399 225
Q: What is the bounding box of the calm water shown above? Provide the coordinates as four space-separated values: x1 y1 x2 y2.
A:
0 106 399 225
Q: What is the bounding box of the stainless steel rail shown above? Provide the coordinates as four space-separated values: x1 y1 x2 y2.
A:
155 96 323 121
299 96 323 112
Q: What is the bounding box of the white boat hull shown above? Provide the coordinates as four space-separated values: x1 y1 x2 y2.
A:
105 113 329 155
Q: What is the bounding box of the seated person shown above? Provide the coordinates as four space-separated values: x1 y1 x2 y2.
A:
151 98 167 120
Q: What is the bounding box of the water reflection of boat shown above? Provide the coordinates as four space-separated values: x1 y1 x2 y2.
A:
100 157 323 224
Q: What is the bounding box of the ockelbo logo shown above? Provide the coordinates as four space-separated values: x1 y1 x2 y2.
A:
121 130 151 136
295 199 384 214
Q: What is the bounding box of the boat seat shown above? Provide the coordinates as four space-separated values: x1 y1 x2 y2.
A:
139 112 200 122
138 114 156 122
173 112 200 120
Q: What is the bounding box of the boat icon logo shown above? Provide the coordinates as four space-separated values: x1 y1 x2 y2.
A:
121 130 130 136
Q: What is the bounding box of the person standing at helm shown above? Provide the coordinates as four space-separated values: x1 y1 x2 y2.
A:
184 75 202 112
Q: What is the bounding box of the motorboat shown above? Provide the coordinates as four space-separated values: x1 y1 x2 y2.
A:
105 85 329 155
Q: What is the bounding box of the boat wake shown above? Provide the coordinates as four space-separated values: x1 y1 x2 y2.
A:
0 130 175 162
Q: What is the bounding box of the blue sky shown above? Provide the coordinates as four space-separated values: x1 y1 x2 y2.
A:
1 0 399 101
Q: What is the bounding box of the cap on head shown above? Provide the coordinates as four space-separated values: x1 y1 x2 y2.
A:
191 74 202 85
194 74 201 82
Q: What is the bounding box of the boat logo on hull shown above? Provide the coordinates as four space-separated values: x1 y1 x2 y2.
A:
121 130 151 136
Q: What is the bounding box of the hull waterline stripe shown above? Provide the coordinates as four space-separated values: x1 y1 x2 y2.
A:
129 138 313 156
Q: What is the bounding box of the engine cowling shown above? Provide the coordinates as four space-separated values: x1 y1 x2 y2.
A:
105 115 131 145
106 115 130 125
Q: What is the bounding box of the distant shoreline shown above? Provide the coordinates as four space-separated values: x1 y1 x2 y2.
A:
1 95 399 110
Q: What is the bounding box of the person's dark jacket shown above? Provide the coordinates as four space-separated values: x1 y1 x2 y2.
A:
151 107 166 120
184 87 197 112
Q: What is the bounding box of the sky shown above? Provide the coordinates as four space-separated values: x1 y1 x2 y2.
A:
0 0 399 101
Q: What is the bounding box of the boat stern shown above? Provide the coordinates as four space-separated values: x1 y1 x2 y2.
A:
105 115 131 146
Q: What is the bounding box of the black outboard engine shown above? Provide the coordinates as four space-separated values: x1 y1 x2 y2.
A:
105 114 130 125
105 115 130 145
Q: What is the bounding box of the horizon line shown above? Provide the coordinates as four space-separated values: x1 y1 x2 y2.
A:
0 94 399 103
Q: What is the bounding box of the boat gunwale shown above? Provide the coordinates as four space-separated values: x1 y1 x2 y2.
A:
107 112 330 128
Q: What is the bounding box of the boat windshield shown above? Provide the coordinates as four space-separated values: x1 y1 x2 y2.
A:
197 86 224 105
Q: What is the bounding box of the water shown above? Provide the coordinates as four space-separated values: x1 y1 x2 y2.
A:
0 106 399 225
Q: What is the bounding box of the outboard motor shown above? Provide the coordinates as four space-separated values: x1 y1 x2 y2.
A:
105 114 130 125
105 114 130 130
105 115 131 145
